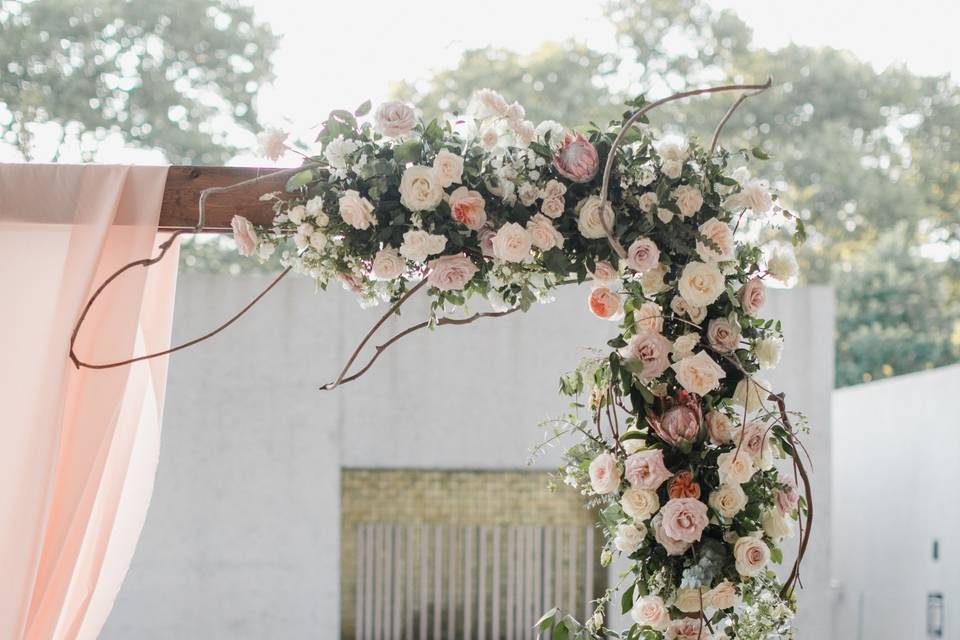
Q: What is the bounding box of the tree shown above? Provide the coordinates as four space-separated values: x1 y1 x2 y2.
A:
0 0 276 163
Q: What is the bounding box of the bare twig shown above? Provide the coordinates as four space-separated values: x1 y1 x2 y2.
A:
709 82 774 154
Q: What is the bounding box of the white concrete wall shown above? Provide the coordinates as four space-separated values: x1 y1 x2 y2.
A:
101 274 833 639
831 365 960 640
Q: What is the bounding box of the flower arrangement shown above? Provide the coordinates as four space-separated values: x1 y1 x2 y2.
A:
236 85 810 640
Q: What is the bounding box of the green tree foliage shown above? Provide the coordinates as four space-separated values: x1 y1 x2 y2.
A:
0 0 275 163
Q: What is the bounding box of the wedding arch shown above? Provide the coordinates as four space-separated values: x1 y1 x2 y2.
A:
70 78 812 640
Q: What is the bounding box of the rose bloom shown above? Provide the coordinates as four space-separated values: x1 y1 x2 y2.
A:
762 508 793 541
755 336 784 369
717 450 756 485
426 254 478 291
652 512 690 556
400 229 446 263
512 119 536 146
697 218 735 262
470 88 509 118
658 137 689 162
432 149 464 187
309 230 327 251
231 215 258 256
725 178 773 214
542 179 567 200
732 377 771 415
625 450 672 491
666 618 712 640
374 101 416 137
659 497 709 543
652 393 702 446
706 581 738 610
614 522 646 555
739 277 766 315
540 196 565 218
588 451 621 495
671 351 727 396
553 132 599 182
635 301 664 333
668 470 701 500
734 535 771 577
257 127 288 161
707 318 740 353
478 226 496 258
631 595 670 631
706 411 735 445
661 160 683 180
371 248 405 280
776 479 800 516
671 333 699 362
678 261 725 307
708 483 748 519
638 192 659 212
288 204 307 225
448 187 487 230
736 420 772 464
641 263 670 294
399 165 444 211
577 195 615 239
518 182 539 206
674 587 706 613
479 125 499 150
492 222 533 262
591 260 619 285
338 189 378 230
673 185 703 218
626 237 660 272
588 286 622 320
619 329 672 381
305 196 327 224
621 487 660 522
526 214 564 251
767 244 800 284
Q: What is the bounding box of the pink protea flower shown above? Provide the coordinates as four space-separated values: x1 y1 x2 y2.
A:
648 391 703 446
553 132 599 183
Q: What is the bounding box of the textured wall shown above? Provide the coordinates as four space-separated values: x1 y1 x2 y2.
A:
101 273 834 639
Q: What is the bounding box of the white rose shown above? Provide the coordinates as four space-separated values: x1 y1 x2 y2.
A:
621 487 660 522
678 261 725 307
309 230 327 251
658 137 689 162
518 182 540 206
641 264 669 294
400 229 446 263
755 336 783 370
671 333 699 362
673 185 703 218
671 351 726 396
732 377 772 415
371 247 405 280
305 196 328 226
634 301 663 333
662 159 683 180
338 189 377 230
674 588 706 613
257 127 288 161
399 165 444 211
577 195 615 239
614 522 646 555
470 88 509 118
492 222 533 262
717 450 756 485
706 581 738 610
697 218 735 262
588 452 621 494
535 120 566 146
288 204 307 225
636 163 656 187
479 125 499 149
373 101 417 137
766 244 800 284
725 178 773 214
631 595 670 631
762 509 793 542
638 192 659 212
432 149 464 188
526 214 564 251
324 135 359 172
734 535 771 577
709 483 748 519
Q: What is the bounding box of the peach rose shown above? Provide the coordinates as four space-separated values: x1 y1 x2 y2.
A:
339 189 378 230
626 237 660 272
619 330 672 381
371 247 405 280
625 449 672 491
426 254 478 291
621 487 660 522
553 132 599 182
631 595 670 631
660 497 709 543
591 260 619 284
739 277 766 316
706 581 738 610
673 185 703 218
697 218 735 262
668 470 701 500
705 411 735 445
671 351 727 396
231 215 258 256
448 187 487 230
588 451 621 495
734 535 771 577
374 101 416 137
666 618 712 640
526 213 564 251
707 318 740 353
588 286 622 320
432 149 464 187
635 301 664 333
652 512 691 556
678 261 725 307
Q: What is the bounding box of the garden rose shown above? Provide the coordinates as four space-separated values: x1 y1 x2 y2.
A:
674 185 704 218
448 187 487 230
755 336 784 369
652 512 691 556
309 230 327 251
706 581 738 610
739 277 766 315
725 178 773 213
707 318 740 353
371 248 405 280
492 222 533 262
591 260 619 284
625 450 672 491
638 192 659 212
732 377 771 415
635 301 664 332
762 509 793 541
577 195 615 239
288 204 306 225
527 214 564 251
734 535 771 577
518 182 539 206
588 286 622 320
324 135 358 173
671 352 727 396
374 101 416 137
400 229 446 263
626 237 660 272
426 254 478 291
631 595 670 631
708 483 748 519
614 522 646 554
697 218 735 262
432 149 464 187
736 420 773 465
540 196 565 218
666 618 712 640
512 119 536 146
619 330 672 381
776 480 800 516
257 127 288 161
674 587 706 613
305 196 328 225
399 165 444 211
678 262 725 307
657 207 675 223
339 190 378 230
641 264 670 294
542 179 567 200
470 88 508 118
706 411 735 445
661 160 683 180
668 470 701 499
717 450 756 485
589 451 621 494
231 215 258 256
767 244 800 283
660 497 709 543
505 100 525 123
553 132 599 182
658 137 689 162
621 488 660 522
478 226 496 257
671 333 699 361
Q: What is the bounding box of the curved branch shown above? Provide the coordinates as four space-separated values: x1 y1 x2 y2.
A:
710 81 774 153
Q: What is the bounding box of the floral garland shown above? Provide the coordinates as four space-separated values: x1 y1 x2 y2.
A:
235 87 810 640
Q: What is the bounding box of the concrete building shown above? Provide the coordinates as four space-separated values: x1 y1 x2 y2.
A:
101 273 834 639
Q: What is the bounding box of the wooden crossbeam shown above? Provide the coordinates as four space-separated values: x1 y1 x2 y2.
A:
159 166 292 231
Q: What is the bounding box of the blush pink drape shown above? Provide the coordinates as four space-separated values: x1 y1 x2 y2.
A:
0 164 179 639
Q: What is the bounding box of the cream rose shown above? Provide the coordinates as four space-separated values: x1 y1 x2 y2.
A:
448 187 487 230
526 214 564 251
374 101 416 137
638 192 659 212
641 264 670 294
717 450 756 485
662 160 683 180
309 230 327 251
492 222 533 262
671 351 726 396
231 215 258 256
766 244 799 284
755 336 783 369
589 452 621 494
338 189 377 230
626 237 660 272
697 218 735 262
591 260 619 284
657 207 675 223
257 127 288 161
738 277 766 316
518 182 539 206
705 411 735 445
732 377 771 415
426 254 478 291
707 318 740 353
734 535 771 577
614 522 646 555
619 330 672 381
706 581 738 610
577 195 615 239
725 178 773 213
635 301 664 333
762 509 793 541
400 229 446 263
674 185 703 218
678 261 725 308
540 196 565 218
621 487 660 522
288 204 306 225
371 247 405 280
432 149 464 187
542 179 567 200
625 450 672 491
674 587 707 613
631 595 670 631
708 483 748 519
399 165 444 211
671 333 700 362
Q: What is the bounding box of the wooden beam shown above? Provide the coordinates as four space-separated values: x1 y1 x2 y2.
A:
159 165 292 231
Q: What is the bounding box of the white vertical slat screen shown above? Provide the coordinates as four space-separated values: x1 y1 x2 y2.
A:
354 525 599 640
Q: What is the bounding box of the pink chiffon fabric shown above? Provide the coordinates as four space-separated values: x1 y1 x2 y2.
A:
0 164 179 639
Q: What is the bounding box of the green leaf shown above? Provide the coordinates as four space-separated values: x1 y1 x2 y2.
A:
621 582 636 615
536 607 559 630
393 139 422 165
330 109 357 128
285 169 315 192
354 99 372 117
751 146 770 160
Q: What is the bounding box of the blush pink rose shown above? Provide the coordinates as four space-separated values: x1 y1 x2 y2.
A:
707 318 740 353
449 186 487 230
625 449 672 491
619 330 672 381
478 226 497 257
427 254 478 291
374 101 417 137
705 411 735 445
652 512 691 556
553 132 599 183
660 497 709 543
591 260 619 284
588 451 621 495
231 215 258 256
776 479 800 516
739 277 766 316
665 617 712 640
626 237 660 272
